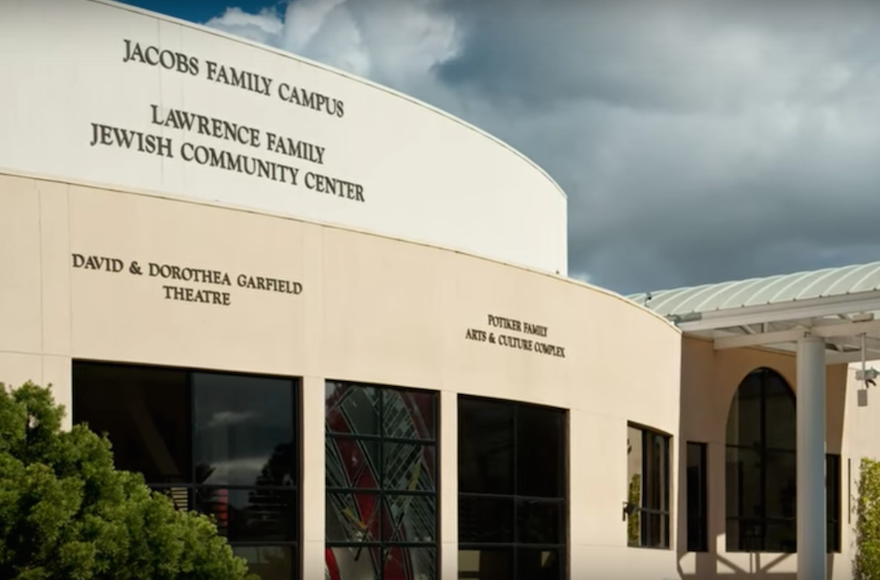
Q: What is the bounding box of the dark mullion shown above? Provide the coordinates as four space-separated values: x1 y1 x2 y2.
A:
369 392 382 578
188 372 196 486
459 544 565 550
726 444 795 454
327 487 434 496
459 492 564 502
327 542 437 548
433 397 441 571
227 541 300 547
435 459 441 563
378 389 388 580
512 404 519 579
639 508 670 516
759 373 768 552
640 429 654 546
294 379 303 557
152 483 300 492
726 516 796 523
326 433 437 446
641 429 649 545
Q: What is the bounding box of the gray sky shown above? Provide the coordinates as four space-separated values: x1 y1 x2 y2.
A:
205 0 880 295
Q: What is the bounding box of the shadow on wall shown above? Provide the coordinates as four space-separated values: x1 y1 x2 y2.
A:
678 550 839 580
674 350 848 580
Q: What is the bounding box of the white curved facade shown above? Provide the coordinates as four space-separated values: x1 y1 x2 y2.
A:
0 0 567 275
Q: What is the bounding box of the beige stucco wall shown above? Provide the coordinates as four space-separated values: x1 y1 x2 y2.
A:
0 171 683 580
840 361 880 580
677 336 851 580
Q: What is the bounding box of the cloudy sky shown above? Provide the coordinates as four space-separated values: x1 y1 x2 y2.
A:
126 0 880 295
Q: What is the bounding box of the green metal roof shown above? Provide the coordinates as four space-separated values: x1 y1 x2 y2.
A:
627 261 880 318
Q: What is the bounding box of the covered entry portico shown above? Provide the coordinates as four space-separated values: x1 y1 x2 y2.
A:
630 261 880 580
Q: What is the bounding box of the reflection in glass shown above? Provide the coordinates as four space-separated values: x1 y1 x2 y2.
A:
72 362 190 483
194 487 296 542
458 549 513 580
647 433 668 511
626 426 643 547
518 548 562 580
193 373 295 487
73 362 301 580
233 545 295 580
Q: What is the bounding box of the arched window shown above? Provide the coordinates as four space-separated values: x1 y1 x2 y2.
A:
725 368 797 552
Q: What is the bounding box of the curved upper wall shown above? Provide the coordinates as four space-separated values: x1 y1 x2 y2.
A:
0 0 568 275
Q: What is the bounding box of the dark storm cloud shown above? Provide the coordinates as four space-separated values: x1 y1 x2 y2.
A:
208 0 880 294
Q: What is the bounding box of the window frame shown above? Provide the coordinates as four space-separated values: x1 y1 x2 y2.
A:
324 380 440 580
627 422 672 550
72 360 302 578
457 395 569 580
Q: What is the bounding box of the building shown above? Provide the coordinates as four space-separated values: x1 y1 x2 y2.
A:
0 1 876 580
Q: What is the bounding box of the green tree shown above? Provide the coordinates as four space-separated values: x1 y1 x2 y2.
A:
857 458 880 580
0 381 258 580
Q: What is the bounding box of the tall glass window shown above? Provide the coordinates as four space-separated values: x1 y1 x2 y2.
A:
626 424 670 549
72 361 300 580
827 453 841 553
325 381 438 580
725 368 795 552
685 442 708 552
725 367 840 553
457 396 567 580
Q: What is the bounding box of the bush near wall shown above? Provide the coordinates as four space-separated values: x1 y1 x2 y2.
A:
0 381 257 580
627 474 641 545
856 458 880 580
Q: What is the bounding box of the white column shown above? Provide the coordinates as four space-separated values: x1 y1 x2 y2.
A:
439 390 459 580
301 375 326 580
797 335 826 580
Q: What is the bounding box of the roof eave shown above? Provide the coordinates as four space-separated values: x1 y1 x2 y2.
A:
673 289 880 333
